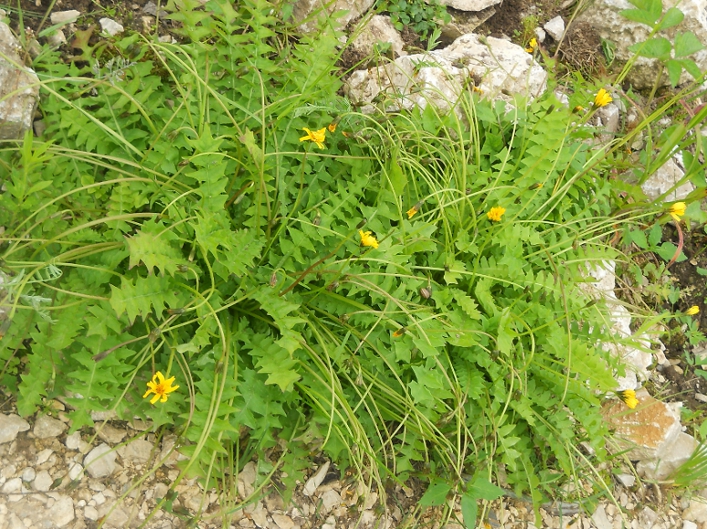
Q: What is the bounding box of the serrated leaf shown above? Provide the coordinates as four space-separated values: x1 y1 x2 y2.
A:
110 275 180 323
126 221 185 275
674 31 705 57
679 58 703 80
629 37 671 59
656 7 684 30
620 8 660 26
451 289 482 320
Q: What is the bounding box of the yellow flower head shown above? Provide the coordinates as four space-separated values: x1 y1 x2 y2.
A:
299 127 326 149
359 230 379 249
143 371 179 404
525 38 537 53
669 202 686 222
393 327 406 338
328 122 337 133
486 206 506 222
617 389 639 410
594 88 613 107
572 105 585 113
407 202 421 219
686 305 700 316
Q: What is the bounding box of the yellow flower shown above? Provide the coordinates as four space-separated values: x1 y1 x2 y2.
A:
299 127 326 149
686 305 700 316
669 202 686 222
359 230 379 249
407 202 421 219
393 327 406 338
594 88 612 107
572 105 585 113
617 389 639 410
525 38 537 53
143 371 179 404
328 122 337 133
486 206 506 222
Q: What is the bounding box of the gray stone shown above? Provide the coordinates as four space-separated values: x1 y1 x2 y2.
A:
345 33 547 114
303 460 330 496
50 10 81 24
99 17 124 36
0 414 30 444
96 423 127 445
33 470 52 492
684 499 707 524
1 477 21 493
616 473 635 487
638 506 658 528
574 0 707 89
49 495 75 527
272 514 295 529
437 0 501 11
237 461 257 498
293 0 375 32
33 414 67 438
21 467 35 482
68 462 83 481
36 448 54 464
320 489 342 513
65 431 82 450
250 501 268 528
47 29 66 47
637 432 697 480
440 6 496 44
117 438 153 465
83 443 117 478
543 15 565 40
641 157 694 202
349 15 406 58
84 505 99 520
592 504 613 529
683 521 698 529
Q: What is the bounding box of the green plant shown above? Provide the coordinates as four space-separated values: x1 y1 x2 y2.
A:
381 0 451 42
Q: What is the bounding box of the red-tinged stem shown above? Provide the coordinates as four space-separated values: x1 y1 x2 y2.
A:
667 221 684 268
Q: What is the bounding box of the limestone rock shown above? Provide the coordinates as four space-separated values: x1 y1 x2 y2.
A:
293 0 375 32
574 0 707 89
345 33 547 113
543 16 565 41
96 423 127 445
303 460 330 496
636 432 698 480
117 438 153 465
440 6 496 44
683 499 707 524
0 414 30 444
50 10 80 24
437 0 501 12
237 461 257 498
84 443 117 478
349 15 406 58
603 388 684 461
0 21 40 140
32 470 53 492
641 156 695 202
33 414 67 439
99 17 124 37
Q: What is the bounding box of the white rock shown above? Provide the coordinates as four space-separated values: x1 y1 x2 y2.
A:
293 0 375 32
637 432 697 480
592 504 613 529
84 505 99 521
93 491 106 505
684 499 707 524
154 482 169 499
303 460 330 496
543 16 565 40
641 156 695 202
595 103 620 135
237 461 257 498
320 489 342 513
47 29 66 47
0 413 30 444
683 521 698 529
49 495 75 527
50 10 81 24
574 0 707 89
96 423 127 445
99 18 124 37
535 27 546 43
84 443 117 478
638 506 658 528
616 473 635 487
1 477 21 493
349 15 406 58
65 431 82 450
68 462 83 481
33 414 67 438
33 470 53 492
2 462 17 478
441 7 496 44
250 501 267 527
345 33 547 114
437 0 501 11
272 513 295 529
21 467 36 482
36 448 54 465
117 438 153 465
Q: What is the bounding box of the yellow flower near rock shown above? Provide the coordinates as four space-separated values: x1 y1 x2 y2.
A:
486 206 506 222
299 127 326 149
669 202 686 222
359 230 379 249
594 88 612 107
143 371 179 404
686 305 700 316
617 389 639 409
525 38 537 53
